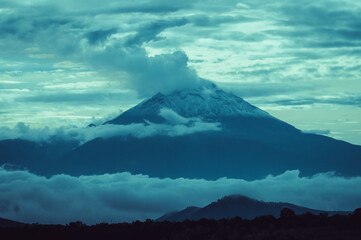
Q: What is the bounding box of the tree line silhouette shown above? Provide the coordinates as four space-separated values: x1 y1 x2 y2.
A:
1 208 361 240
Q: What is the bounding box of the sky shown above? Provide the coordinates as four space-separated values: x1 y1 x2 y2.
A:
1 0 361 144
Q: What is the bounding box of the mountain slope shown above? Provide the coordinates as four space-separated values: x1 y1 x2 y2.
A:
3 81 359 179
0 217 26 228
0 139 78 174
54 82 361 179
107 81 271 125
157 195 349 221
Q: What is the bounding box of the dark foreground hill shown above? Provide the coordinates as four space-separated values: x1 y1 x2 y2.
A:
0 217 26 228
1 210 361 240
157 195 349 221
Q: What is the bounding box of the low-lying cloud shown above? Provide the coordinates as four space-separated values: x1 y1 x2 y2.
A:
159 108 192 124
1 168 361 224
302 129 331 135
0 109 221 143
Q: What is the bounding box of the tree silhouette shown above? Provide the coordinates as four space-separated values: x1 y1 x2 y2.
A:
280 208 296 219
1 210 361 240
353 208 361 217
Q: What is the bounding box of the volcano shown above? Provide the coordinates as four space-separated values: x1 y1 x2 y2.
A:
48 81 361 180
106 81 270 124
2 81 360 179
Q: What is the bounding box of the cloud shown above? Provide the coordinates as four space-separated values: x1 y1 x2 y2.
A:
1 168 361 224
85 28 118 45
218 82 312 98
16 91 135 103
77 120 220 142
99 1 193 14
0 110 221 143
189 14 256 27
158 108 190 124
302 129 331 135
0 2 201 98
266 95 361 108
87 46 201 97
0 123 65 142
260 1 361 49
124 18 189 47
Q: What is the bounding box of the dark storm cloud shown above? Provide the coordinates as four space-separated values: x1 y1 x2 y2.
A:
267 95 361 108
325 96 361 107
269 99 317 106
212 32 267 42
109 5 180 14
1 168 361 224
189 14 256 27
219 82 311 98
85 28 118 45
122 14 259 48
0 8 73 41
2 0 358 96
301 41 361 49
104 1 193 14
303 129 331 135
125 18 189 47
234 68 287 78
0 2 202 97
16 92 133 103
0 9 84 57
278 5 361 28
266 28 361 48
261 2 361 49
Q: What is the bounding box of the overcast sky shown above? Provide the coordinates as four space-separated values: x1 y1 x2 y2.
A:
1 0 361 144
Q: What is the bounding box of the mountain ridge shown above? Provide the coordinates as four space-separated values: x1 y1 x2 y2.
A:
106 81 271 125
0 217 26 228
157 195 350 222
48 82 361 179
1 81 361 180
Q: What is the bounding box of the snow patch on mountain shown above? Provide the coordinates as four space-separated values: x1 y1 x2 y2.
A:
124 81 271 120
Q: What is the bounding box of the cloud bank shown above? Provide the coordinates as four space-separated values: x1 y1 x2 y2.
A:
0 109 220 143
1 168 361 224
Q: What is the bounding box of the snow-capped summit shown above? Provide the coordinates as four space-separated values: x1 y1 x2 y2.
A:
53 81 361 180
108 81 270 124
